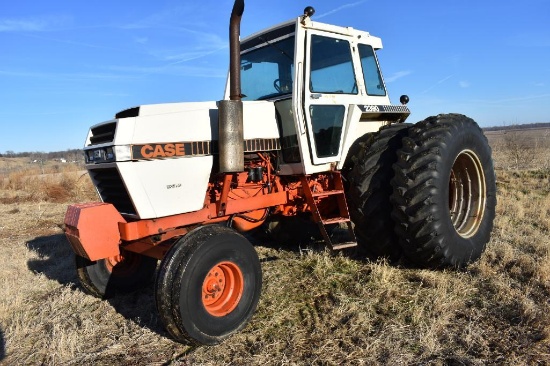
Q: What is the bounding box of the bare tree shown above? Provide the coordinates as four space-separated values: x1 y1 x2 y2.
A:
502 130 535 170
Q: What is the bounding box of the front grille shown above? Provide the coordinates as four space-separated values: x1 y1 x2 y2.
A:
115 107 140 119
89 122 117 146
88 168 137 216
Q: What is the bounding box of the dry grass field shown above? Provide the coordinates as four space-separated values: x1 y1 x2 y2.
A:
1 130 550 365
485 127 550 170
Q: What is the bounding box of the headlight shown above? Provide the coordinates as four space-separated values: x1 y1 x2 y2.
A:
114 145 131 161
105 147 114 160
86 150 95 162
86 147 115 163
85 145 131 163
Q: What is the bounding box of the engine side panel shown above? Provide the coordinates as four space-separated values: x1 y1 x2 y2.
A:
117 156 213 219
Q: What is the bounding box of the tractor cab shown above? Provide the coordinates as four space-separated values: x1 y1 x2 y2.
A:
228 10 409 175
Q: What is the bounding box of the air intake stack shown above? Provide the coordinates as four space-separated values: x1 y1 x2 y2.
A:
218 0 245 173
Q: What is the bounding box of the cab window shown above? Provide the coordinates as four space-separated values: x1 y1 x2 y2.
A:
309 35 357 94
241 36 295 101
358 44 386 96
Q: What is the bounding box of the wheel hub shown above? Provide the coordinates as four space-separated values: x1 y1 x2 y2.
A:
102 250 142 276
105 254 123 269
449 149 486 238
202 261 244 317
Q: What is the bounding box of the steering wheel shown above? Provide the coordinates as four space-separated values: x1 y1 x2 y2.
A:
273 79 282 93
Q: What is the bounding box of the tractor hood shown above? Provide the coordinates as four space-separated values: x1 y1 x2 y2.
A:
82 100 281 219
84 100 280 163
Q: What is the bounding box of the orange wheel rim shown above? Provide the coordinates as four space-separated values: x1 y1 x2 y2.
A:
103 251 140 275
202 261 244 317
104 254 124 272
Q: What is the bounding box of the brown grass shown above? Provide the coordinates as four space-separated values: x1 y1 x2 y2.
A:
486 128 550 170
1 146 550 365
0 161 96 204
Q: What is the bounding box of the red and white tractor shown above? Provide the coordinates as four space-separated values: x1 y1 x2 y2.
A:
64 1 496 345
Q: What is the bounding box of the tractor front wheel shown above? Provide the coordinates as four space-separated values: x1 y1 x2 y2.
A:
155 225 262 345
76 250 158 298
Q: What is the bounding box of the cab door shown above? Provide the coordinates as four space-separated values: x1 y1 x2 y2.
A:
302 30 359 165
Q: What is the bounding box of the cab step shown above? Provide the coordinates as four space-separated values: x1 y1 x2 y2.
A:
321 217 350 225
300 172 357 251
312 189 344 197
331 241 358 250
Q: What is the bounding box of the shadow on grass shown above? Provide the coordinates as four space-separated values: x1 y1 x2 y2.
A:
26 234 79 287
248 215 328 253
0 327 5 361
105 282 168 338
25 234 171 342
250 216 383 265
250 217 422 269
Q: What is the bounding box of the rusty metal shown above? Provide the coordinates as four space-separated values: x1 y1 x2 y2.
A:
218 173 235 216
218 0 245 173
229 0 245 101
218 99 244 172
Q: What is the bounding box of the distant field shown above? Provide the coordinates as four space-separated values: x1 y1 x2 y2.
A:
0 157 83 177
485 127 550 147
485 127 550 170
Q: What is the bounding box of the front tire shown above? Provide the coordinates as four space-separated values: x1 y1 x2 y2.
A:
155 225 262 345
76 250 158 298
390 114 496 268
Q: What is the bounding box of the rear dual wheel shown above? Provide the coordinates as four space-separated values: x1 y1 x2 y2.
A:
346 114 496 268
390 114 497 267
155 225 262 345
346 123 411 260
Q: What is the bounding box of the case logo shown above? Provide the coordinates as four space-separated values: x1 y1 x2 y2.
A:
132 143 191 159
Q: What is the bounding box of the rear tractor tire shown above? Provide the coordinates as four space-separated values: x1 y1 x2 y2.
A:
346 123 411 260
391 114 497 268
155 225 262 345
76 249 158 299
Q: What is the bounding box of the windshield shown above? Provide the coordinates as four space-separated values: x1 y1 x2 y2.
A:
241 35 295 101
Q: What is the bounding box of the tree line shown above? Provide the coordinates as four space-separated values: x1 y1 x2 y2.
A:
483 122 550 132
0 149 83 162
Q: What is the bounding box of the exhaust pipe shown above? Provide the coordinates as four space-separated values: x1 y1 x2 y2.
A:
218 0 245 173
229 0 244 102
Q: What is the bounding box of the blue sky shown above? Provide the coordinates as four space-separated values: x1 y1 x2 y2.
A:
1 0 549 153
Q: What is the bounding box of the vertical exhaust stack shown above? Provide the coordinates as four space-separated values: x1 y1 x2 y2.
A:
218 0 245 173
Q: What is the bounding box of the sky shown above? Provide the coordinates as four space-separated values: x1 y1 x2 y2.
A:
1 0 549 153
